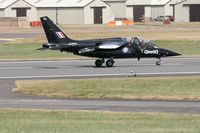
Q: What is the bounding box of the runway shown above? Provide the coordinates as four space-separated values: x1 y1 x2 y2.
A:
0 57 200 79
0 58 200 113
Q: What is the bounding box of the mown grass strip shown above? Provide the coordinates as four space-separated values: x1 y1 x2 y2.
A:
14 76 200 100
0 109 200 133
0 43 82 60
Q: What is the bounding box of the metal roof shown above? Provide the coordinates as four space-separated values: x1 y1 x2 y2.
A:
0 0 174 9
103 0 126 2
29 0 94 7
0 0 95 9
0 0 17 9
126 0 171 6
171 0 200 5
151 0 171 5
126 0 151 5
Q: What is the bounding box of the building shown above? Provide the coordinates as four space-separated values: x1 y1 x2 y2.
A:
0 0 200 24
170 0 200 22
0 0 114 24
0 0 37 21
103 0 127 20
126 0 173 22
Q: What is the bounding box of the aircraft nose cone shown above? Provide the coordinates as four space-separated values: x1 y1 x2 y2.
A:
165 50 181 56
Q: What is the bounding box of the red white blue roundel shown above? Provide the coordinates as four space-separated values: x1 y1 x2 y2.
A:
122 47 129 53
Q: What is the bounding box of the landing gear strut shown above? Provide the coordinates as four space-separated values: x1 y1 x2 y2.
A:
156 58 162 66
95 58 115 67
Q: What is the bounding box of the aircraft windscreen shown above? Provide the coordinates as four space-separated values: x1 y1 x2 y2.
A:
130 37 159 48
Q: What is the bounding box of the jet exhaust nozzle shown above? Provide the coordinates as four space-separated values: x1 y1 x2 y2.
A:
42 43 60 50
42 43 50 48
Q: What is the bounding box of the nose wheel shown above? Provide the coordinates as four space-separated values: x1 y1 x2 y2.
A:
156 58 162 66
95 58 115 67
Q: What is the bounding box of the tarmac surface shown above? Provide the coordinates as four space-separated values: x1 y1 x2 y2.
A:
0 58 200 113
0 58 200 79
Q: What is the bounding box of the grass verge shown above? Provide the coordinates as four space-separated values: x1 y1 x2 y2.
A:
0 43 82 60
14 76 200 100
155 40 200 56
0 109 200 133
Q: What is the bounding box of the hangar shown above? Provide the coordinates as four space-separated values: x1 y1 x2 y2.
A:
126 0 173 22
0 0 200 24
0 0 37 21
103 0 126 20
170 0 200 22
0 0 114 24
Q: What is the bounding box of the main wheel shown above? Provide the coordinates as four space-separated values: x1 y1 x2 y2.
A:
95 59 103 67
106 60 114 67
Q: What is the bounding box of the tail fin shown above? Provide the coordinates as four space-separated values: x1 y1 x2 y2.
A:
40 16 73 43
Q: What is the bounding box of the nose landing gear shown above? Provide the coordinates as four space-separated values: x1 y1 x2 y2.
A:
156 58 162 66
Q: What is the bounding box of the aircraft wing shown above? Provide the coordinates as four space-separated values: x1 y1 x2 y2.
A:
97 41 125 50
98 44 121 49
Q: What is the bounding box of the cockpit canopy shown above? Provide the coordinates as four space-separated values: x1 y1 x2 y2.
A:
130 37 159 49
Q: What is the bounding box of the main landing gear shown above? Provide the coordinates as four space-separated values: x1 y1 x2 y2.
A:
95 58 115 67
95 58 163 67
156 58 162 66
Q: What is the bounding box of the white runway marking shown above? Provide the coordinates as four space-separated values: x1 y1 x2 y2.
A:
0 38 14 41
0 67 32 70
0 57 199 64
0 72 200 79
0 73 125 79
0 60 85 64
130 63 183 66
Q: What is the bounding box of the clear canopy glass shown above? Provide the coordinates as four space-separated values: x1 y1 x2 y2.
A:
130 37 159 49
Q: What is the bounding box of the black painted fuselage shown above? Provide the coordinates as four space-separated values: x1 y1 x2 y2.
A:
40 16 180 67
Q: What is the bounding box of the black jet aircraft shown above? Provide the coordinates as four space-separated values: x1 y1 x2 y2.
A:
40 16 180 67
